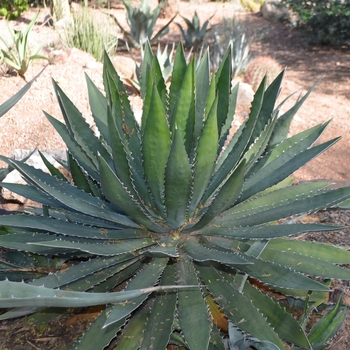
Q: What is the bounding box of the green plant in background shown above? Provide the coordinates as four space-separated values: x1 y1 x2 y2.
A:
61 8 118 62
0 45 350 349
280 0 350 45
176 11 213 52
109 0 176 49
211 17 253 76
243 55 282 91
0 0 29 20
0 12 49 79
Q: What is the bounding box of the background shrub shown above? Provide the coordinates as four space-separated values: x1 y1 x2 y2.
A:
0 0 29 19
281 0 350 45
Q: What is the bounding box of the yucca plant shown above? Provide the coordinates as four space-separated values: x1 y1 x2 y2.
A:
108 0 176 48
0 45 350 349
0 11 49 79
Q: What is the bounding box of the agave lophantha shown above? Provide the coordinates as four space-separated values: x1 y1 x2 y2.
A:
0 44 350 349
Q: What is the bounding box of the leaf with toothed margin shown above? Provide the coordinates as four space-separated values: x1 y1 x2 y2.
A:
243 116 277 171
145 236 179 258
33 255 139 288
98 154 165 232
217 184 350 227
208 323 225 350
188 97 219 218
104 54 145 186
40 209 127 230
143 83 171 218
193 159 246 230
231 255 330 291
30 238 155 256
90 259 142 294
183 237 250 265
103 52 141 142
106 106 156 213
165 127 192 229
176 254 211 350
264 238 350 264
85 74 110 145
140 264 177 350
103 258 168 328
215 47 232 137
140 41 154 100
0 232 74 255
228 323 281 350
114 299 150 349
218 82 238 152
68 152 98 195
75 306 127 350
0 182 70 209
169 43 187 120
169 59 195 155
44 112 100 181
38 151 68 181
0 279 184 309
194 222 341 239
195 262 286 350
233 274 310 348
260 247 350 279
193 49 210 147
0 214 150 240
268 77 322 148
251 71 284 144
141 50 167 132
241 123 338 202
52 80 113 169
0 257 141 321
204 78 265 203
5 158 140 228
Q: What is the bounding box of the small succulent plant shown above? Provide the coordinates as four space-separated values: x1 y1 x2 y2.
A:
0 12 49 79
243 55 283 91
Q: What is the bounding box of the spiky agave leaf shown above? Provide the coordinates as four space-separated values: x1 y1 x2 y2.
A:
0 45 350 349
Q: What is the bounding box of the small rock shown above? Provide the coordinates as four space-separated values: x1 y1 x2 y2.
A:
112 56 137 80
84 61 102 70
232 79 254 106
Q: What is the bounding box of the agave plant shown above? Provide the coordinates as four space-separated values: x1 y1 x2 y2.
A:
109 0 176 48
0 45 350 349
176 11 213 51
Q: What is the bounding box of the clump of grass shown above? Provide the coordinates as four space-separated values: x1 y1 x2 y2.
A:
61 8 118 62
